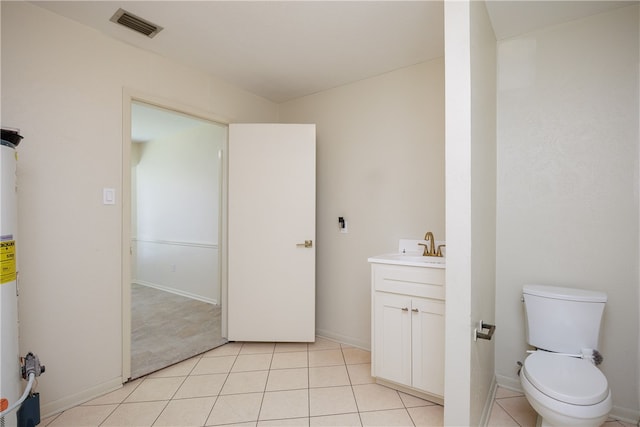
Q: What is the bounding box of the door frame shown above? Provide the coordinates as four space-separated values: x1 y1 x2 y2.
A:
121 89 230 381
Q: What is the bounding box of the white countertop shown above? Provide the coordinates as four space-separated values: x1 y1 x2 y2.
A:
368 253 446 269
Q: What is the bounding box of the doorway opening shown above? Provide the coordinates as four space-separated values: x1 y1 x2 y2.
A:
123 96 228 380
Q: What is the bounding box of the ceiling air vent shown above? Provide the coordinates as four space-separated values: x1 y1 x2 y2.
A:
110 8 163 38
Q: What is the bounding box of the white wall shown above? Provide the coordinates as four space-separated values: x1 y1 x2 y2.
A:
443 0 473 422
134 124 226 303
444 3 497 425
1 1 277 416
469 1 497 424
495 5 640 421
279 60 445 349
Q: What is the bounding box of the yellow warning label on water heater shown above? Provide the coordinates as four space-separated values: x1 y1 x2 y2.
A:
1 240 16 284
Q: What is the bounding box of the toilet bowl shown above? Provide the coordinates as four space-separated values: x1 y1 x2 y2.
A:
521 284 611 426
520 351 612 427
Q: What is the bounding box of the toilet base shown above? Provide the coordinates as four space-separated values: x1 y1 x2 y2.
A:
521 368 611 427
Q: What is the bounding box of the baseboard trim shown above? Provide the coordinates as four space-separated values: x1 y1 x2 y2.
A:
315 329 370 351
41 377 123 419
610 405 640 425
133 281 218 305
495 373 523 393
479 376 498 427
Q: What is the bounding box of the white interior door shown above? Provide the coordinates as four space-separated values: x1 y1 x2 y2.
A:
228 123 315 342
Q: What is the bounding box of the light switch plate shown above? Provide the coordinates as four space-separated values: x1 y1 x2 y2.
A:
103 188 115 205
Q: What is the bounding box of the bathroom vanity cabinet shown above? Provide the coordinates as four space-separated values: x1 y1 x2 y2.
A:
369 259 445 404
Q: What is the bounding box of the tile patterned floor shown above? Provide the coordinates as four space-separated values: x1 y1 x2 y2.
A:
487 386 637 427
40 338 637 427
41 338 443 427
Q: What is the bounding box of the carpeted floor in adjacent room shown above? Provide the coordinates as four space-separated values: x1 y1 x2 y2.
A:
130 283 226 379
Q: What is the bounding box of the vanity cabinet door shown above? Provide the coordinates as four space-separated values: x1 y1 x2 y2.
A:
411 298 445 397
373 292 412 386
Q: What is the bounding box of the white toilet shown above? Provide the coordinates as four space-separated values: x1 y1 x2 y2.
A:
521 284 612 427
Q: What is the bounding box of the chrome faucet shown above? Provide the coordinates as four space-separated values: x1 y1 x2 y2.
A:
419 231 437 256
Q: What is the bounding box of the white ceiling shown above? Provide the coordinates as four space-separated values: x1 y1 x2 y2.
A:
32 1 635 104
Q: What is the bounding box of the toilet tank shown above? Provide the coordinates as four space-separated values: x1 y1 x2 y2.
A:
523 284 607 354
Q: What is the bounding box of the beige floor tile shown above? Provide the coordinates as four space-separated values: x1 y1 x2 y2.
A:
271 351 309 369
308 349 345 367
266 368 309 391
259 417 310 426
175 373 227 399
352 384 404 412
40 413 60 426
310 413 362 427
360 408 414 427
309 386 358 417
222 370 269 394
407 405 444 427
203 342 242 357
346 364 375 385
101 401 167 426
46 404 117 426
216 423 257 427
125 377 185 402
342 348 371 365
206 392 263 425
192 355 237 375
309 365 350 388
398 392 435 408
232 353 274 372
83 379 143 405
149 357 199 378
51 337 560 427
154 396 217 426
495 386 524 399
487 402 519 427
275 342 309 353
240 342 276 355
308 337 341 351
497 397 537 427
259 389 309 420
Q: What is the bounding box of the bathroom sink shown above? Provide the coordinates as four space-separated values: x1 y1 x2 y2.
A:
367 253 445 268
400 255 445 264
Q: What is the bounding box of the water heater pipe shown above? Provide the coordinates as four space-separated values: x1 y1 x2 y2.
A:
0 373 34 417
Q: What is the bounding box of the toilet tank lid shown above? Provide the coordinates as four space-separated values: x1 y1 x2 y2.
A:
523 284 607 303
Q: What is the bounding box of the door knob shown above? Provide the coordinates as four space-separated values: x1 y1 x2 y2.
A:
296 240 313 248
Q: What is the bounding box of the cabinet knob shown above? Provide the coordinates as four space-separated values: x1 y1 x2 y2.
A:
411 308 419 312
401 307 409 311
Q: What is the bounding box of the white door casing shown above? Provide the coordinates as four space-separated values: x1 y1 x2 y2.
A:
228 123 316 342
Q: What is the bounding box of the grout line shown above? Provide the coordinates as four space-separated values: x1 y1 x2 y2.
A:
95 377 149 426
203 343 242 426
307 347 312 420
254 342 276 423
494 399 525 427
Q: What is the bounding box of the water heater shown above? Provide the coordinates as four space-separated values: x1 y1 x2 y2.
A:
1 132 21 426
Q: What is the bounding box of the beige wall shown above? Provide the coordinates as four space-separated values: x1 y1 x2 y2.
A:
279 59 445 349
443 1 473 423
469 1 497 424
1 1 277 415
133 124 226 303
442 1 498 424
494 5 639 421
4 0 637 422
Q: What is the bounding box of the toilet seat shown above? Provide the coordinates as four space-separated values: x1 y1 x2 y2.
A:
523 351 609 405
